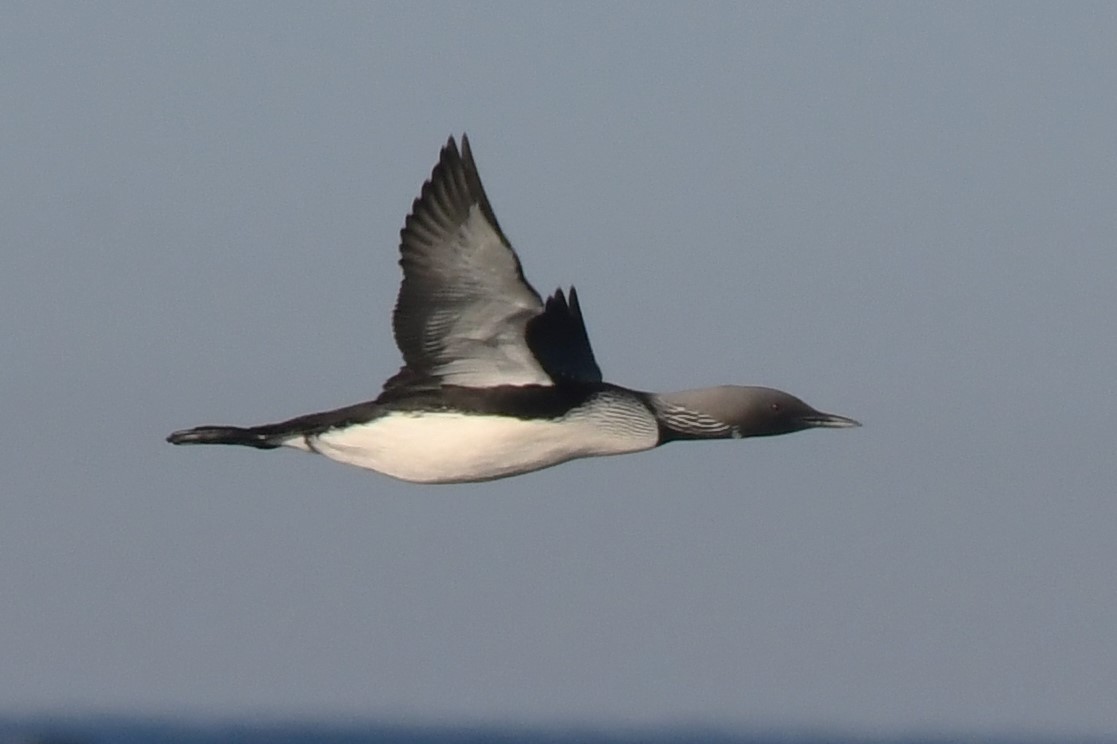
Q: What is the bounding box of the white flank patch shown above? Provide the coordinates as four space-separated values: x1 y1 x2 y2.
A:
281 409 658 484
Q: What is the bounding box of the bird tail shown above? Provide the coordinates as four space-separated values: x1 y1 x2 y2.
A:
166 425 284 449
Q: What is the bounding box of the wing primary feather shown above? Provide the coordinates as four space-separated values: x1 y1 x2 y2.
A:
525 285 603 384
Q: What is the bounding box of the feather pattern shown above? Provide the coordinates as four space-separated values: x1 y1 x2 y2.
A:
387 136 552 391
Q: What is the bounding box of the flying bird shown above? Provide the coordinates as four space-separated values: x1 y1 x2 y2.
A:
167 136 859 483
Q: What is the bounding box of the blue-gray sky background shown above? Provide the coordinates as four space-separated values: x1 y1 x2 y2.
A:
3 3 1115 738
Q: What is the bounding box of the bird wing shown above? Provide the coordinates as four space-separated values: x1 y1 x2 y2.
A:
385 135 557 392
526 286 603 383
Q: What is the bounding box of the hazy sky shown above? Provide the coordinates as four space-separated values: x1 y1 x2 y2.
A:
3 2 1116 738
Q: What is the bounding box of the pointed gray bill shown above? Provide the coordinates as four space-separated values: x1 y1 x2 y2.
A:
803 411 862 428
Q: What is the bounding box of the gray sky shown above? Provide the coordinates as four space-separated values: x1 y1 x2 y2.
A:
3 2 1116 738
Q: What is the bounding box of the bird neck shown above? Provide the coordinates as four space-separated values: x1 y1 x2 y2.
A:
648 391 739 442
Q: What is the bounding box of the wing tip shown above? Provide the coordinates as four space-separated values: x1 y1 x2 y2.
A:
406 133 492 239
567 285 581 311
439 133 472 163
544 286 584 317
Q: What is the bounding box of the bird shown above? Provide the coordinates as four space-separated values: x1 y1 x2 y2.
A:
167 135 859 484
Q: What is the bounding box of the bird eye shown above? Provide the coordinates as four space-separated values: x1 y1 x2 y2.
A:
770 403 780 411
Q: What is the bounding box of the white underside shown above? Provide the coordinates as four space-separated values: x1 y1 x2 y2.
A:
283 410 659 484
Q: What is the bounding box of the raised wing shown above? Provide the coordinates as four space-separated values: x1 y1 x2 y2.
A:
385 135 551 392
526 286 603 383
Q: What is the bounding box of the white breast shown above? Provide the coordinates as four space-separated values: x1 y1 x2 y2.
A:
283 406 659 484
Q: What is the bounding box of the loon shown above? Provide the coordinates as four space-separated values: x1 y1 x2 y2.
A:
167 135 859 483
